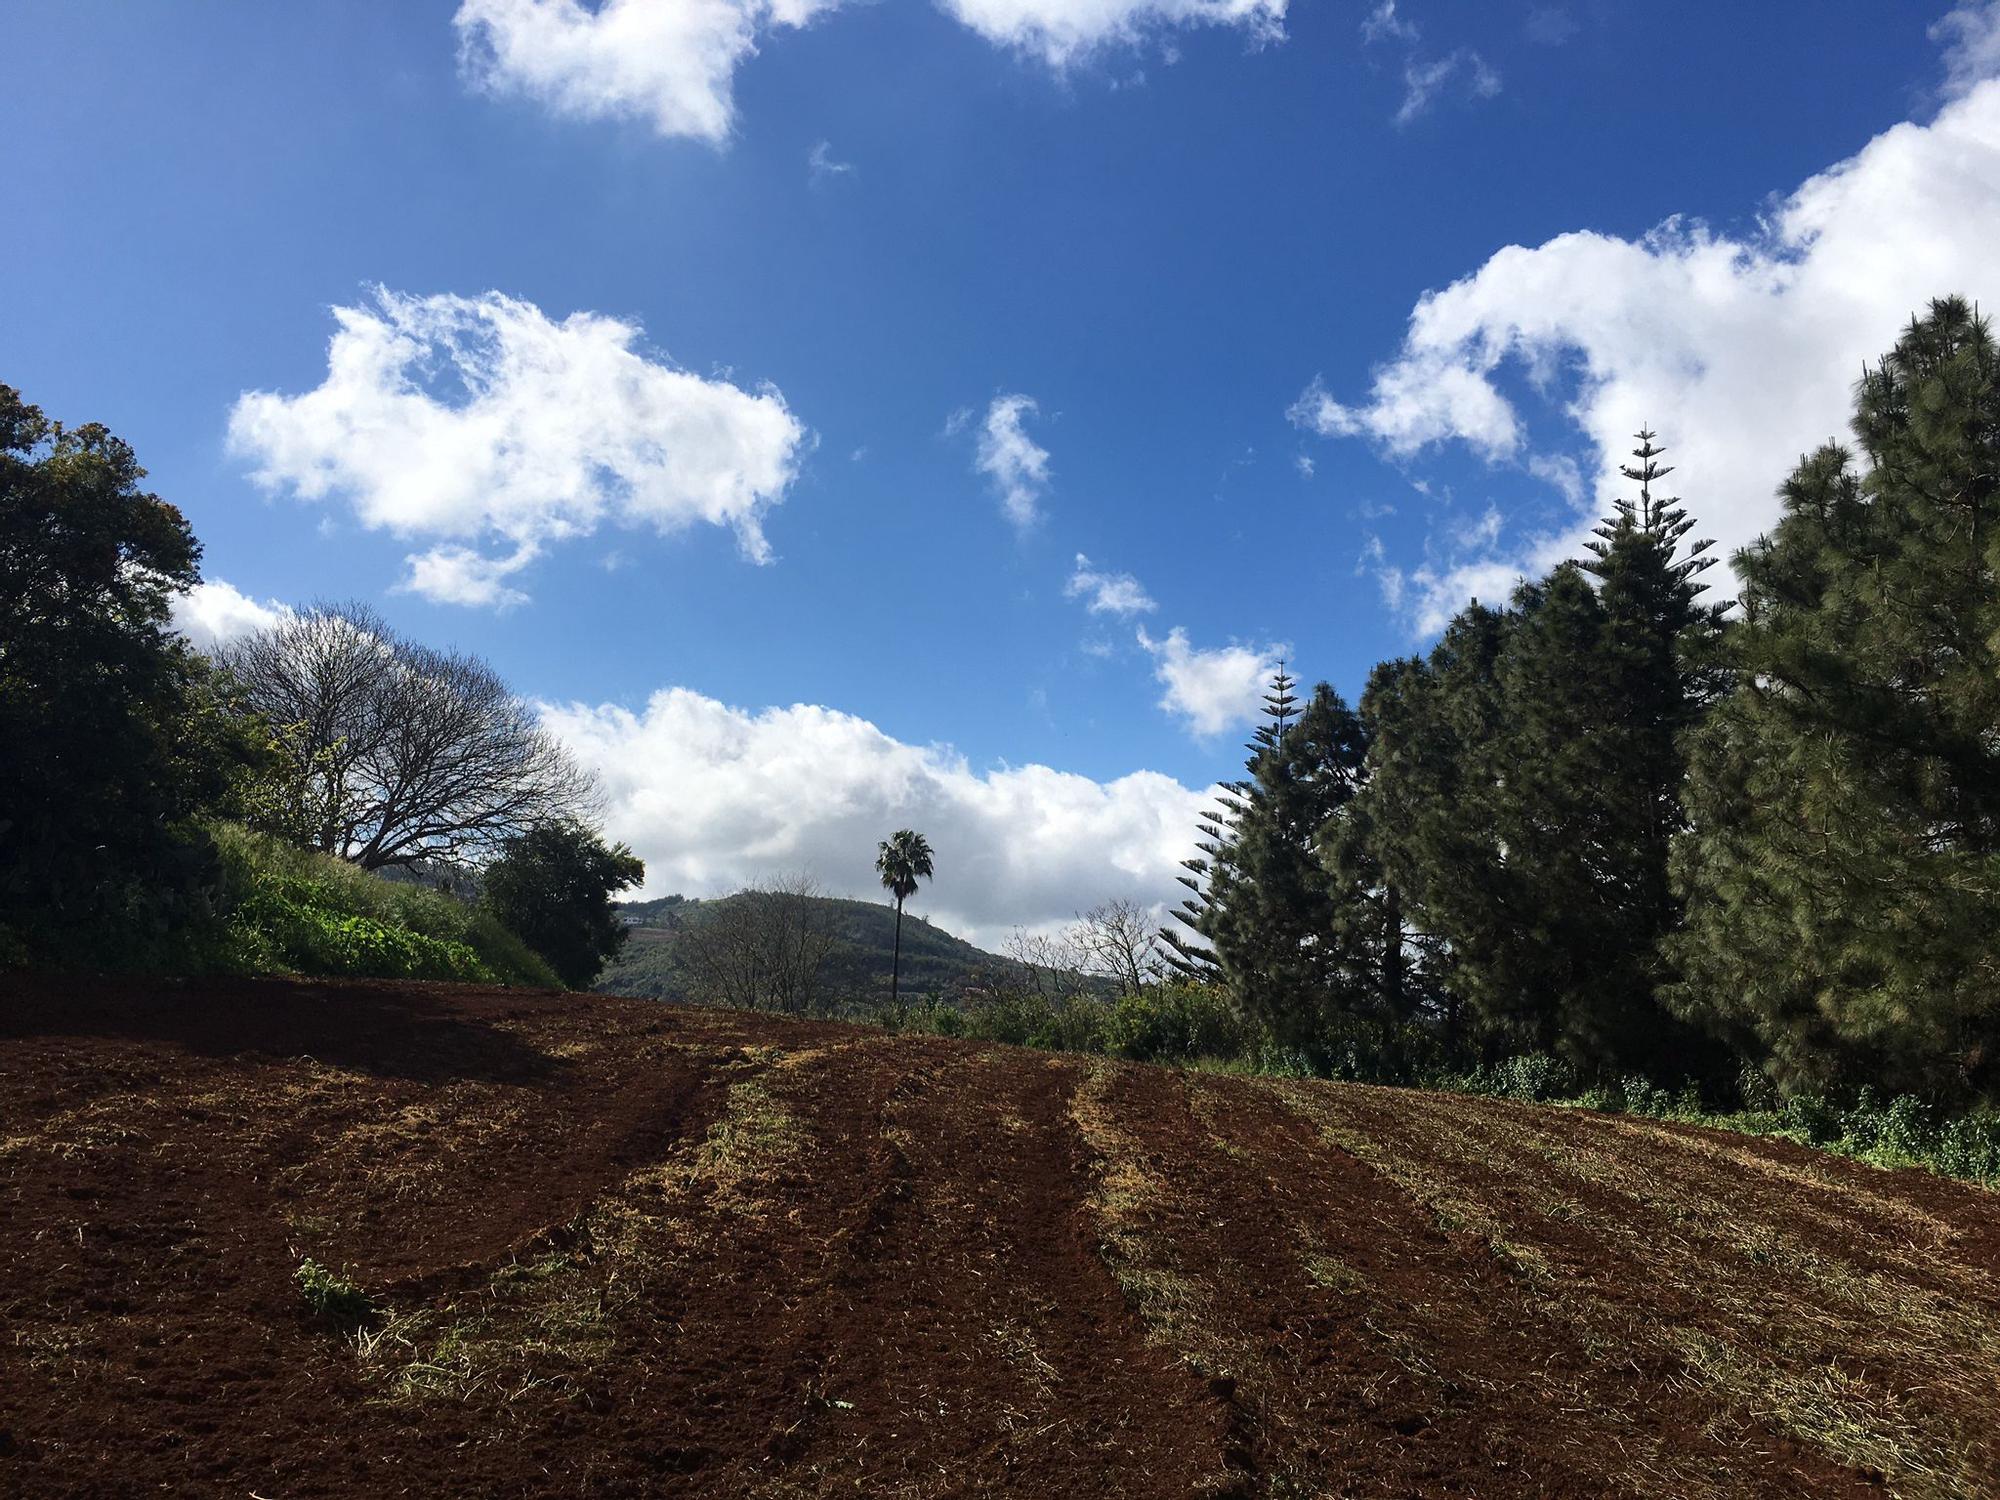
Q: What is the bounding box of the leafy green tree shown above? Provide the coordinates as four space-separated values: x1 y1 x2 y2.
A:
481 821 645 988
0 384 256 956
1671 298 2000 1101
875 829 935 1005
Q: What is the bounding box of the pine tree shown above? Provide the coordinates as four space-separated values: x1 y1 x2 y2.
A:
1158 671 1304 984
1366 437 1730 1078
1671 298 2000 1101
1361 601 1520 1056
1198 671 1374 1049
1560 432 1734 1073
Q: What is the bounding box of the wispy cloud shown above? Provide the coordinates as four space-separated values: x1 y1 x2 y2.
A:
1065 554 1158 617
1396 48 1501 127
808 138 854 184
973 394 1052 530
1360 0 1417 45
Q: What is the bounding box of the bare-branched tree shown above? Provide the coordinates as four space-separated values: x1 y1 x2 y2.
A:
1004 899 1166 999
218 603 596 870
1072 899 1168 997
679 873 840 1016
1002 925 1087 1000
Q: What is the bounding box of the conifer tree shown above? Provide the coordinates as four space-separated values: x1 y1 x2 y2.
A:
1203 671 1374 1048
1366 438 1729 1077
1671 298 2000 1101
1359 603 1511 1056
1159 667 1301 985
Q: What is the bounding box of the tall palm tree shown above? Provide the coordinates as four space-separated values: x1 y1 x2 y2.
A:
875 829 935 1006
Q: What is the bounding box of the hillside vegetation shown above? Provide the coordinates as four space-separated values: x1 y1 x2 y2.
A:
4 976 1998 1498
598 891 1011 1005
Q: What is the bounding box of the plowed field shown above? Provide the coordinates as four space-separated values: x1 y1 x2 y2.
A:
4 976 1998 1497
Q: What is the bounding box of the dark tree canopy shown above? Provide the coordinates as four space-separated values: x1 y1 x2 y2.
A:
0 384 259 946
219 604 597 871
1203 673 1377 1049
1671 298 2000 1101
1343 437 1729 1078
481 821 644 989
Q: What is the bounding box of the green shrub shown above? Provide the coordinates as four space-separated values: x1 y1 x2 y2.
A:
1107 981 1258 1065
870 993 966 1037
296 1257 374 1326
190 823 560 986
961 990 1112 1054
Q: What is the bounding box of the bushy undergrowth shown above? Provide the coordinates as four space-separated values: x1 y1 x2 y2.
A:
1428 1049 2000 1185
876 989 1999 1187
189 823 559 986
875 980 1268 1067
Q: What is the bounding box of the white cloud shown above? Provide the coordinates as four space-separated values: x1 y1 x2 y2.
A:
456 0 1286 140
1366 512 1578 637
1137 626 1284 737
1065 553 1157 617
1360 0 1417 45
540 686 1214 946
454 0 845 145
974 394 1051 529
808 138 854 183
398 544 536 610
937 0 1286 69
229 287 807 607
170 579 292 653
1395 48 1500 127
1935 2 2000 100
1296 73 2000 629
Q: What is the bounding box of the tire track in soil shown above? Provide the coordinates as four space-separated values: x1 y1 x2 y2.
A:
1285 1083 1947 1497
5 981 1996 1498
1349 1087 2000 1497
701 1040 1237 1499
1095 1064 1748 1499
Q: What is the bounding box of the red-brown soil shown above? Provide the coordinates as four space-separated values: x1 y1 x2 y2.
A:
3 976 1997 1498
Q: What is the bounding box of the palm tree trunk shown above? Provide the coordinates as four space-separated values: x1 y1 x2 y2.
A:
891 895 905 1006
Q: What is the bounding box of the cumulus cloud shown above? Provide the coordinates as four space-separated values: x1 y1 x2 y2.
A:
454 0 845 144
1137 626 1284 737
169 579 292 653
937 0 1286 69
1295 71 2000 629
398 544 536 610
1395 48 1501 127
456 0 1287 139
540 686 1214 946
974 394 1051 529
1065 553 1157 617
229 287 807 606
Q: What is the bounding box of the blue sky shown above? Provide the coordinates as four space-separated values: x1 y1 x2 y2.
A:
6 0 1999 939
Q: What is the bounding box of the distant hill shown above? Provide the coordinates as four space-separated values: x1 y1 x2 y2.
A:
594 891 1016 1007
